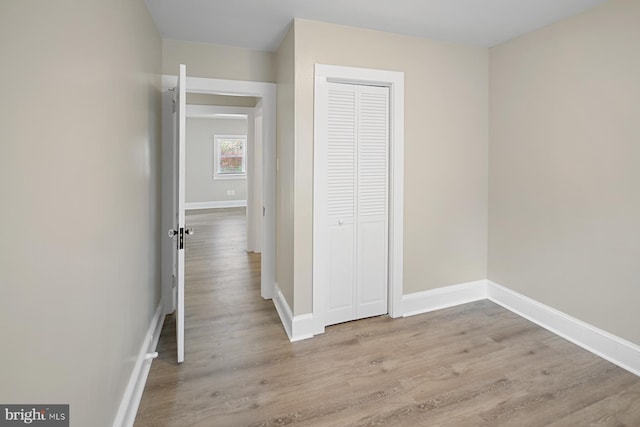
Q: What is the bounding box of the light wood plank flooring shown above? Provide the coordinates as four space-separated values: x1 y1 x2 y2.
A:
135 207 640 426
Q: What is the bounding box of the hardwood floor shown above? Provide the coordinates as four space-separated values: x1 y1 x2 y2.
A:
135 207 640 426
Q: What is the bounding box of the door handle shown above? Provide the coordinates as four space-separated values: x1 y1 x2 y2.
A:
168 229 178 237
185 228 194 236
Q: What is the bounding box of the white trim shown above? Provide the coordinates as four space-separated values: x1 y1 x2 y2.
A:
112 301 165 427
161 75 276 307
161 89 177 315
186 104 254 119
312 64 404 335
291 313 315 342
402 280 487 317
164 75 271 98
487 281 640 377
272 284 315 342
185 200 247 210
211 174 247 181
272 284 293 339
252 99 264 254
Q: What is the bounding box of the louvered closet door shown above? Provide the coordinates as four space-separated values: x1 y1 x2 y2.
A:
319 82 389 327
356 85 389 319
323 83 357 326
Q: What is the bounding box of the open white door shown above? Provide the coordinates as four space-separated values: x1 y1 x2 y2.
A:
168 64 188 363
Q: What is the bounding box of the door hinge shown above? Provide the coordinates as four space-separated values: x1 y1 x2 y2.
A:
172 98 176 113
263 206 266 216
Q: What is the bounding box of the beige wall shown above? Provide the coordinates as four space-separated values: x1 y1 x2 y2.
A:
293 20 489 314
186 117 248 203
163 39 276 82
276 25 296 308
489 0 640 345
0 1 162 426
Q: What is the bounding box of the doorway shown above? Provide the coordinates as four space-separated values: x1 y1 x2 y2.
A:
161 75 277 318
184 103 253 234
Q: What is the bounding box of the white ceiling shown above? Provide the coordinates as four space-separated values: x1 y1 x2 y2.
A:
144 0 609 52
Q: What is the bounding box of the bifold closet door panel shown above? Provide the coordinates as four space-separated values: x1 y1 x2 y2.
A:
325 83 357 325
356 85 389 319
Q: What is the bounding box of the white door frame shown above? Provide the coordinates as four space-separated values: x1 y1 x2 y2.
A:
161 76 277 314
313 64 404 335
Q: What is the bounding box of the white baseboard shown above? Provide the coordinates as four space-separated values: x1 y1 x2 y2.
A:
402 280 487 317
185 200 247 210
272 283 314 342
487 280 640 377
112 301 165 427
272 284 293 339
